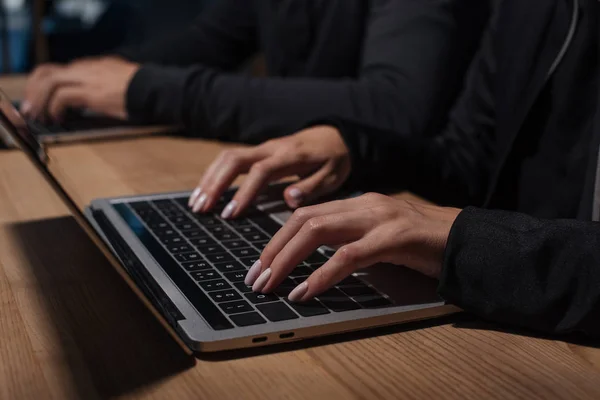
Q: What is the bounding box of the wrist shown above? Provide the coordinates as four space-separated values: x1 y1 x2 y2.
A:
404 204 461 279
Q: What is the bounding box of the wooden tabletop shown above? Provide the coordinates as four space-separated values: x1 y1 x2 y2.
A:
1 77 600 399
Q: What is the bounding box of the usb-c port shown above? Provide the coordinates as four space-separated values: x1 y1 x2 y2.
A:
279 332 295 339
252 336 267 343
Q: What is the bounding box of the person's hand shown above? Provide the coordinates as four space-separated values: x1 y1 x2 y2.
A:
244 193 461 302
21 57 140 122
188 125 351 218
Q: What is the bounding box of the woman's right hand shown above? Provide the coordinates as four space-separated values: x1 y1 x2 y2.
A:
188 125 351 219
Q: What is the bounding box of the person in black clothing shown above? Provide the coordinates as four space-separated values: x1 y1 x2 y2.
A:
190 0 600 338
19 0 490 142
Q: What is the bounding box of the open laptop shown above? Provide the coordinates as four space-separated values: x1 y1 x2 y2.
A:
1 100 173 147
0 89 459 353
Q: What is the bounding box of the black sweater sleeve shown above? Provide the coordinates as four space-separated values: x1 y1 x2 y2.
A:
439 207 600 337
335 9 498 207
124 0 491 142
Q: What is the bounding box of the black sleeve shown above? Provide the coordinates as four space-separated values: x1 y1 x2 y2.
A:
125 0 492 143
335 4 498 207
118 0 257 70
439 207 600 337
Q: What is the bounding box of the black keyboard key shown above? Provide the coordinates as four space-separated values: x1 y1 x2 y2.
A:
160 235 185 245
220 300 254 315
148 221 169 230
317 288 360 312
289 266 313 278
254 241 269 250
196 244 227 255
181 261 212 272
214 232 240 241
224 271 247 283
173 196 191 209
199 279 232 292
206 253 235 264
194 216 220 226
174 252 202 262
239 256 260 267
155 228 178 237
338 285 377 297
210 289 242 303
273 278 297 297
305 252 328 265
234 282 253 293
226 218 252 228
338 276 363 286
243 232 269 243
190 270 220 282
182 229 208 239
354 294 392 308
206 225 229 234
249 215 282 235
256 302 299 322
214 261 245 273
237 226 260 235
174 222 197 231
152 199 176 208
245 292 279 304
223 240 250 249
190 237 217 247
230 312 266 327
167 244 192 254
287 299 330 317
172 216 188 224
231 247 260 258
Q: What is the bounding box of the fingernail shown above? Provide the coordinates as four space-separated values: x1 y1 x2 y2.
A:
288 281 308 302
221 200 238 219
288 187 304 205
252 268 271 292
192 193 208 213
20 101 31 115
188 188 201 208
245 260 262 286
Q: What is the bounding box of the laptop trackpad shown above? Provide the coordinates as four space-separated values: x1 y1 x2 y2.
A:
356 263 441 307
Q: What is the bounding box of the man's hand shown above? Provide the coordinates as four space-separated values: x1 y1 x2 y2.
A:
21 57 140 122
244 193 461 301
188 125 352 218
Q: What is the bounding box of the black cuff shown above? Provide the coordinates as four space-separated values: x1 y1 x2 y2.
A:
437 206 484 308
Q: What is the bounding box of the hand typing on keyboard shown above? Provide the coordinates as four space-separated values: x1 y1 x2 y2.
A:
127 195 398 329
21 57 139 123
188 126 351 218
245 193 461 303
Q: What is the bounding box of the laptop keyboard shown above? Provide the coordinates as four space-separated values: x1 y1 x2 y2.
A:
114 195 392 330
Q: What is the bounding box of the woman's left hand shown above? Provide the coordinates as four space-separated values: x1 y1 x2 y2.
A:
245 193 462 302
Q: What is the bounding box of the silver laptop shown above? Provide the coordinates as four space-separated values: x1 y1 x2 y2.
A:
0 89 459 353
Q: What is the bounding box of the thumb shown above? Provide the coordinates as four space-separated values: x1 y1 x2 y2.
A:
284 162 347 208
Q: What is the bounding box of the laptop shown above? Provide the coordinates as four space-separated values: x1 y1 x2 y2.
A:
0 89 459 353
1 101 173 147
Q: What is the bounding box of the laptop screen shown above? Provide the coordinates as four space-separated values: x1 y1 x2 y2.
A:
0 89 48 164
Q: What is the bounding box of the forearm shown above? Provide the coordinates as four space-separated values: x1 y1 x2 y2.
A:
126 64 439 143
439 207 600 337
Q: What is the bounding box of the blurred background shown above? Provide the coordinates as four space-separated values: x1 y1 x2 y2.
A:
0 0 212 73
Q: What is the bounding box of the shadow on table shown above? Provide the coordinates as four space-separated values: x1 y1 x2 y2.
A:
9 216 195 398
